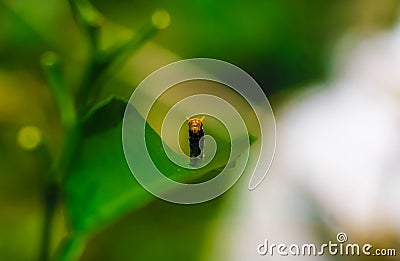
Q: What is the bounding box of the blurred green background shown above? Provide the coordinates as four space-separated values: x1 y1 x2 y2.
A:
0 0 399 260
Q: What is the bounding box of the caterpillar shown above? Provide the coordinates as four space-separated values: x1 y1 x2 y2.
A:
187 116 205 159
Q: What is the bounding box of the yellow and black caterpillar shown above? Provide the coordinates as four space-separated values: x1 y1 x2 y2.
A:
187 116 205 158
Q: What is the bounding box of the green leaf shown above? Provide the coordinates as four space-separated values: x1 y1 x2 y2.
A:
54 235 86 261
65 100 223 235
82 96 127 137
61 98 257 260
64 113 151 237
79 197 227 261
60 102 152 260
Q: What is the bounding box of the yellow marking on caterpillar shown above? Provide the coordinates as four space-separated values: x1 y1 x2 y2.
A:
187 116 205 134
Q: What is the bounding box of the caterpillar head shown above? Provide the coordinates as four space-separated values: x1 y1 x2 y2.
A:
187 116 205 134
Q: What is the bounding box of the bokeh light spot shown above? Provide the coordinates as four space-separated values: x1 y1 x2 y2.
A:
152 10 170 30
17 126 42 150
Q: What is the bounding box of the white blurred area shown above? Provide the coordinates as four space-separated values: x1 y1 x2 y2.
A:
210 20 400 261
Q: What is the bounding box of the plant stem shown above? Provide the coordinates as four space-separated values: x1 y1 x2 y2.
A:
43 2 166 260
37 2 101 260
38 181 59 261
40 50 81 261
38 120 83 261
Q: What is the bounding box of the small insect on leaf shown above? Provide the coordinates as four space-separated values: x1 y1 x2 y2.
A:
187 116 205 160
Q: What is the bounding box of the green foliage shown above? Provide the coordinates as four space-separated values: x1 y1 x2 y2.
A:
65 102 143 237
82 96 127 137
34 0 175 260
2 0 400 260
80 198 226 261
40 1 257 256
65 97 253 234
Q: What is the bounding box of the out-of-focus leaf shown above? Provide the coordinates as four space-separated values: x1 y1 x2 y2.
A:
62 98 256 260
80 197 227 261
82 96 127 136
60 103 153 260
55 235 86 261
65 107 149 236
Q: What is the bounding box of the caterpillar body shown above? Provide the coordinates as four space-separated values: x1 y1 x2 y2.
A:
187 116 205 159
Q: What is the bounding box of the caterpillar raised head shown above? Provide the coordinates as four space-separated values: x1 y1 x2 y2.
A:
187 116 205 158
